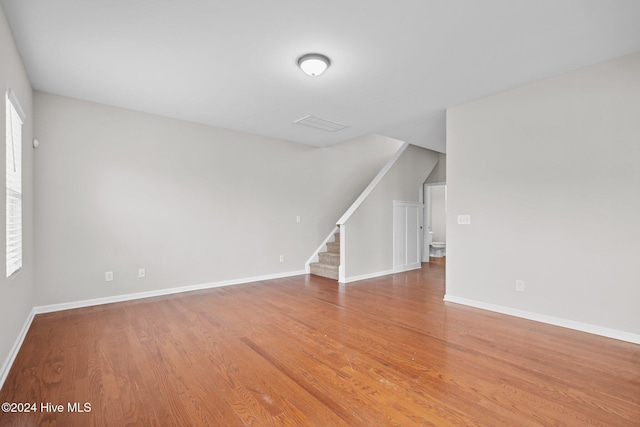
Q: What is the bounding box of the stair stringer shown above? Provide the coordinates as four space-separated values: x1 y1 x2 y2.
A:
305 226 339 273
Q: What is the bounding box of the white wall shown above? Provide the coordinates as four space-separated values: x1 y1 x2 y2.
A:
33 91 402 306
342 144 439 280
446 52 640 338
0 6 35 383
425 153 446 184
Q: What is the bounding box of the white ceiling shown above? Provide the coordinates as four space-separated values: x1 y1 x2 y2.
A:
2 0 640 152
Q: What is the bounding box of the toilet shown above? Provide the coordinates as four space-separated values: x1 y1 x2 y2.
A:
430 242 446 257
427 231 446 257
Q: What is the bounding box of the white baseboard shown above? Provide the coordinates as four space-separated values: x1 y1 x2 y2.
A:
0 307 36 391
443 295 640 345
341 269 395 284
35 270 307 314
393 263 421 274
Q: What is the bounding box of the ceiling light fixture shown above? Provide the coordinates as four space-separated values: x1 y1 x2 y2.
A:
297 53 330 77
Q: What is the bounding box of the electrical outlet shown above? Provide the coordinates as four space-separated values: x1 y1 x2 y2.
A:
516 280 525 292
138 268 146 278
279 255 285 263
296 215 301 223
105 271 113 282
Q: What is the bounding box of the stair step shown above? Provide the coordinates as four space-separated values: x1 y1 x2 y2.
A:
319 251 340 266
310 262 339 280
334 232 340 242
326 241 340 254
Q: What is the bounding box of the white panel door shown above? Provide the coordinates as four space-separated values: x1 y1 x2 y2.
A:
393 201 422 273
393 203 407 269
406 205 419 266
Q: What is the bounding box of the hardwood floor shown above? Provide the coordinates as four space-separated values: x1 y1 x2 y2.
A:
1 258 639 426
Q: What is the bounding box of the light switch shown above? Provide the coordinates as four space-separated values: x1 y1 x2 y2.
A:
457 215 471 225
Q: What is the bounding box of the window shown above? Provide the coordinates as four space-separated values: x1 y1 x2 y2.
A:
6 90 24 278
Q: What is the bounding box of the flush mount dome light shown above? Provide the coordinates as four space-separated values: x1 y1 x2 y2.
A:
297 53 330 77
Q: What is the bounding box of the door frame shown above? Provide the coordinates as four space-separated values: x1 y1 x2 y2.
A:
422 182 446 262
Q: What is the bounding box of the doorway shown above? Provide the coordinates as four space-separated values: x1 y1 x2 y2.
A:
423 183 446 262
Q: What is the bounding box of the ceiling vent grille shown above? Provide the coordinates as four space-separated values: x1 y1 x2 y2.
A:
294 115 348 132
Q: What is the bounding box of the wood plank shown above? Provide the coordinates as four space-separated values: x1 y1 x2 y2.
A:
1 258 638 426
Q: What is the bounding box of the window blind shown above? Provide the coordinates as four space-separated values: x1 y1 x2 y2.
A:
6 90 24 278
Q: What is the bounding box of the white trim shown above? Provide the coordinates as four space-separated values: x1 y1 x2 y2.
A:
392 201 424 208
0 307 35 390
338 224 346 283
341 269 395 284
6 88 25 122
305 226 339 273
419 185 426 263
393 263 421 273
337 142 409 226
443 295 640 345
34 270 306 314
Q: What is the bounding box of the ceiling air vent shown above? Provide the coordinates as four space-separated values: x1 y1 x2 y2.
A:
294 115 348 132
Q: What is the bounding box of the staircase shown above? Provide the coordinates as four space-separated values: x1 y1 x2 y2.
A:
309 231 340 280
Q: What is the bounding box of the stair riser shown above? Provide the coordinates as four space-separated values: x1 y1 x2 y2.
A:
310 264 339 280
326 242 340 253
319 253 340 266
